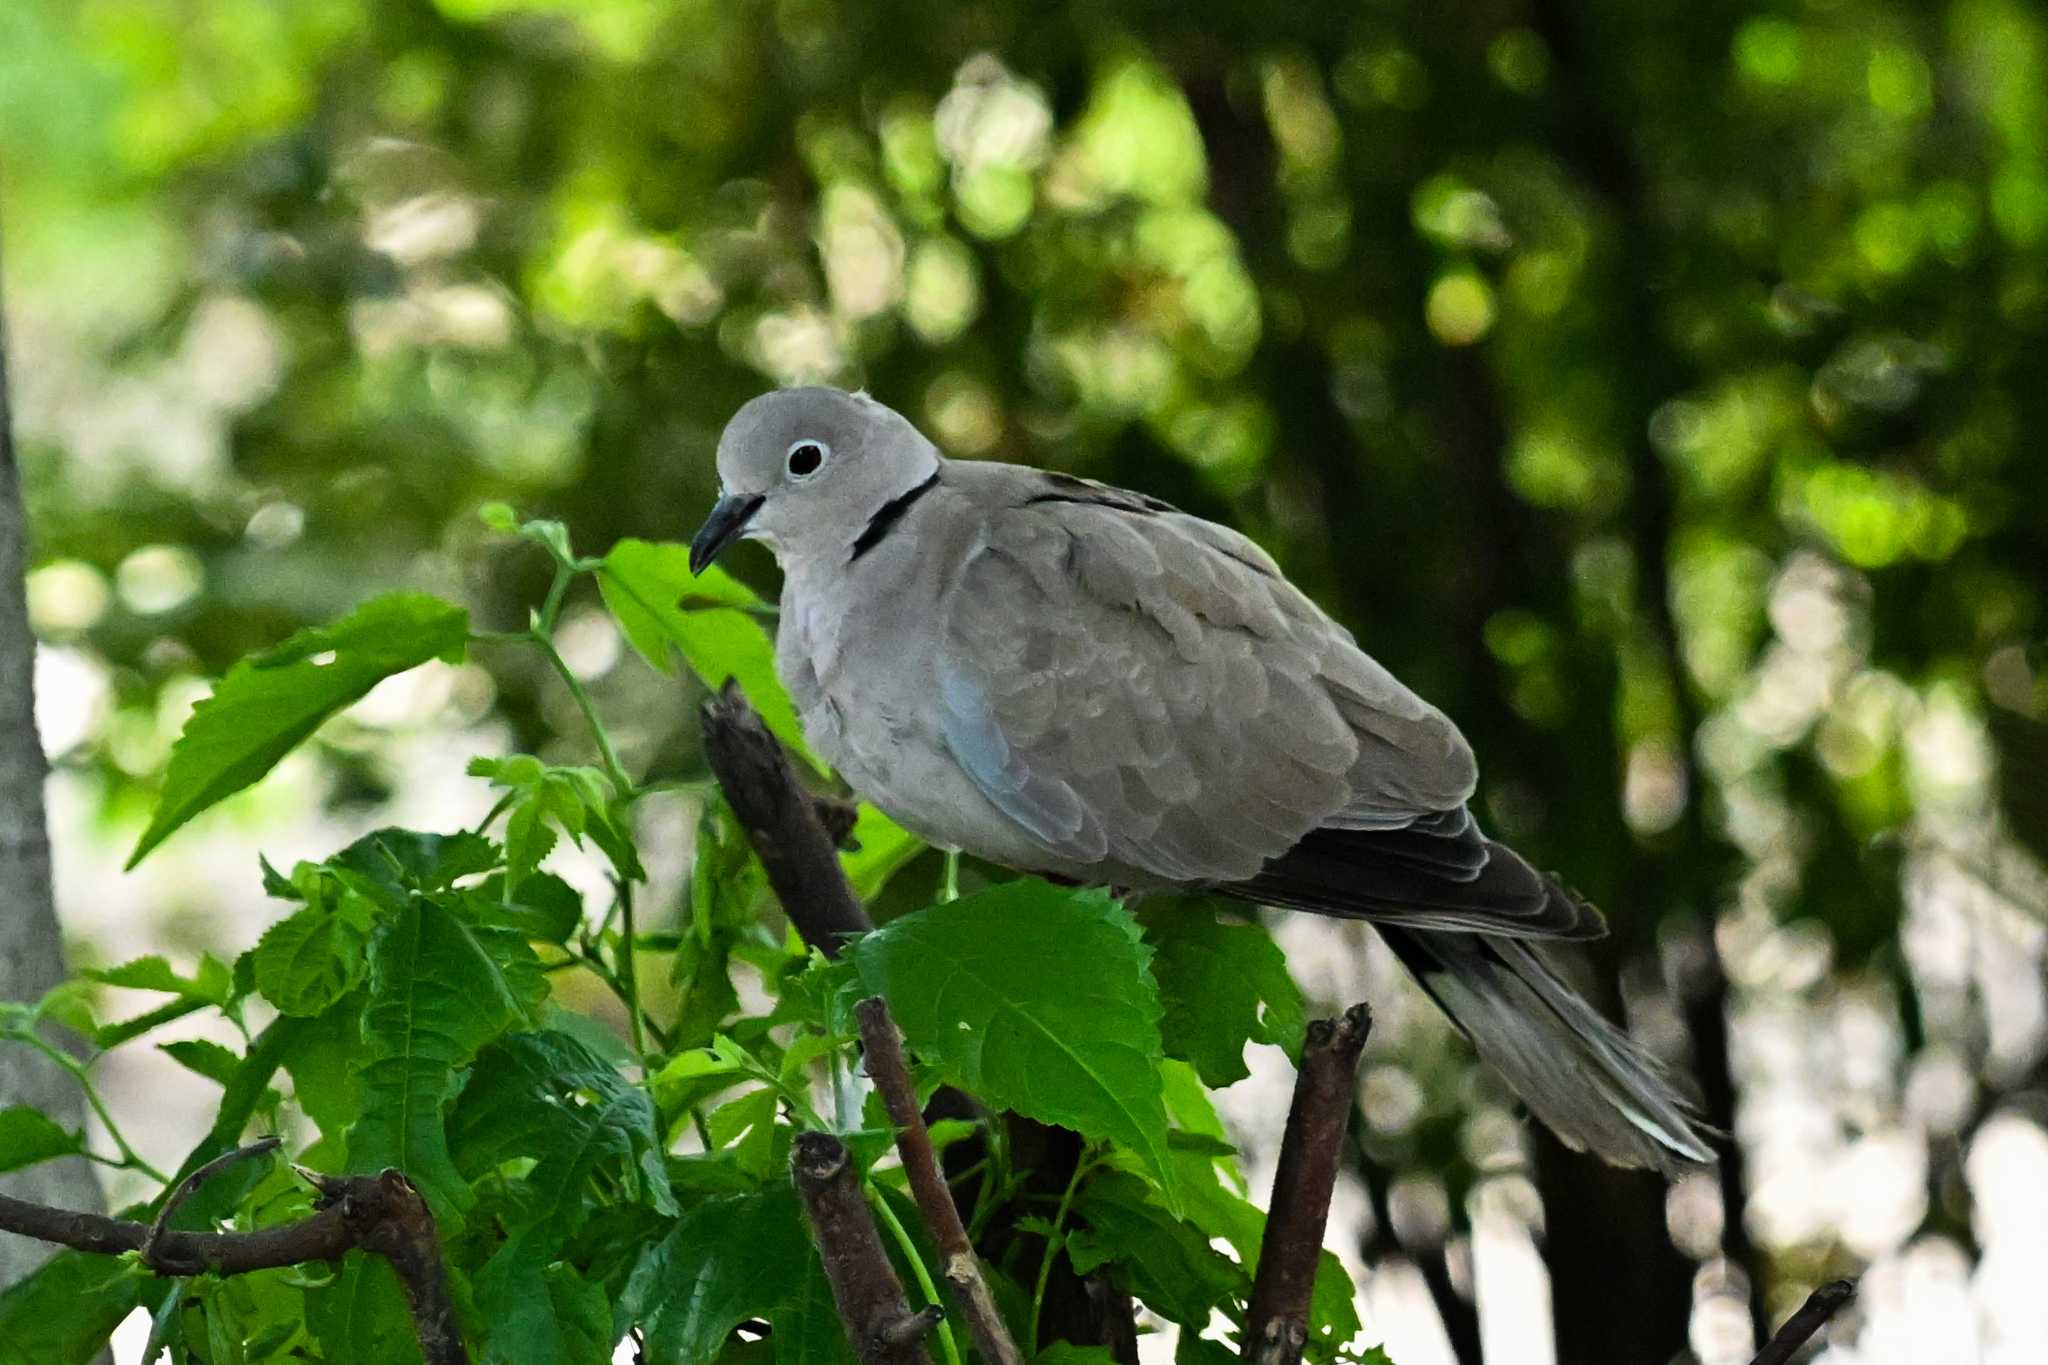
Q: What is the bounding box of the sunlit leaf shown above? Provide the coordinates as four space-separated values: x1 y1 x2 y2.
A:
596 538 814 766
128 595 470 868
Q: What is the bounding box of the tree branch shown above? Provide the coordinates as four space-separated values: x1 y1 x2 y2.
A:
1748 1279 1856 1365
791 1131 936 1365
1243 1004 1372 1365
701 683 1137 1361
141 1136 281 1265
700 680 872 956
0 1167 470 1365
856 996 1025 1365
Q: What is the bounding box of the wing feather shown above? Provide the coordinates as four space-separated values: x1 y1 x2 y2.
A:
935 491 1473 884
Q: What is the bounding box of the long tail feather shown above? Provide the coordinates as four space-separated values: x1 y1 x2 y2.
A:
1380 926 1714 1173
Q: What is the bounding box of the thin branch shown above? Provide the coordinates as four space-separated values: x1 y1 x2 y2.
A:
0 1167 470 1365
700 680 872 956
791 1131 935 1365
856 996 1025 1365
1243 1004 1373 1365
1748 1279 1856 1365
141 1135 281 1266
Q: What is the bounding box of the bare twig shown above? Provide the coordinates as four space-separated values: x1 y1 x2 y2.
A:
856 996 1025 1365
1242 1004 1373 1365
141 1136 281 1267
791 1131 935 1365
1748 1279 1856 1365
700 681 872 956
0 1167 470 1365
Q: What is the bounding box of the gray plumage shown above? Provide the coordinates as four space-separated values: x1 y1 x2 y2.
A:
691 386 1712 1173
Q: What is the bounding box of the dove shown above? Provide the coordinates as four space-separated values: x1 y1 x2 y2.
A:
690 385 1711 1173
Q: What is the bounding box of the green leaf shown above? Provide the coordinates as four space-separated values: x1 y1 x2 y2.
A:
0 1247 153 1364
0 1105 84 1174
1033 1347 1122 1365
850 882 1181 1211
160 1039 244 1087
473 1226 611 1365
281 997 365 1144
251 905 370 1016
1068 1172 1247 1326
619 1188 831 1363
450 1030 674 1218
329 827 500 905
82 953 231 1004
129 594 470 867
769 1255 859 1365
596 538 815 767
347 896 548 1223
704 1087 779 1178
305 1256 423 1365
474 871 586 943
1140 901 1305 1087
840 803 926 900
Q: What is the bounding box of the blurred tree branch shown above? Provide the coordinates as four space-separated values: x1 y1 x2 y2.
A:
0 216 108 1290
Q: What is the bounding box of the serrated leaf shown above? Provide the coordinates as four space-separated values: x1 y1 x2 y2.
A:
346 897 548 1224
618 1188 828 1363
82 953 231 1004
159 1039 243 1087
449 1030 674 1218
252 906 370 1016
596 538 815 767
1069 1172 1247 1325
327 827 501 909
850 882 1180 1211
128 594 470 867
1140 902 1305 1087
0 1105 84 1174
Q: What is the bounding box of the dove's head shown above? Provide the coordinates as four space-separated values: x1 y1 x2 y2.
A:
690 387 940 573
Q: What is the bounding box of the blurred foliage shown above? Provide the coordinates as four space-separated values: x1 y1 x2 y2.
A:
4 0 2047 1355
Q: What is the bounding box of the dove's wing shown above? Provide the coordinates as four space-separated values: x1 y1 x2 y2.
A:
932 473 1593 940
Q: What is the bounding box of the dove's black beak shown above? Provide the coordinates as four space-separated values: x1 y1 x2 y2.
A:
690 493 764 574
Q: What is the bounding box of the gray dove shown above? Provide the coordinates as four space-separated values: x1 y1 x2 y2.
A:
690 385 1711 1173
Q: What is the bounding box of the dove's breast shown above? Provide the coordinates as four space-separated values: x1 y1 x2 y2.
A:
771 495 1080 874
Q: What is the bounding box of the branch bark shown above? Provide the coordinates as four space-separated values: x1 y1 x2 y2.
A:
1242 1004 1372 1365
791 1131 936 1365
700 679 872 957
1748 1279 1855 1365
855 995 1024 1365
0 1166 470 1365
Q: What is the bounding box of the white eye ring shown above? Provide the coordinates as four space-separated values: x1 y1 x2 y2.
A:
785 439 830 479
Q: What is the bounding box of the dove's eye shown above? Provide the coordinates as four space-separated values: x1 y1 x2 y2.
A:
785 441 828 479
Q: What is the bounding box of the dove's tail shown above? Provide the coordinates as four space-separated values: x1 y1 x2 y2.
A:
1377 926 1715 1174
